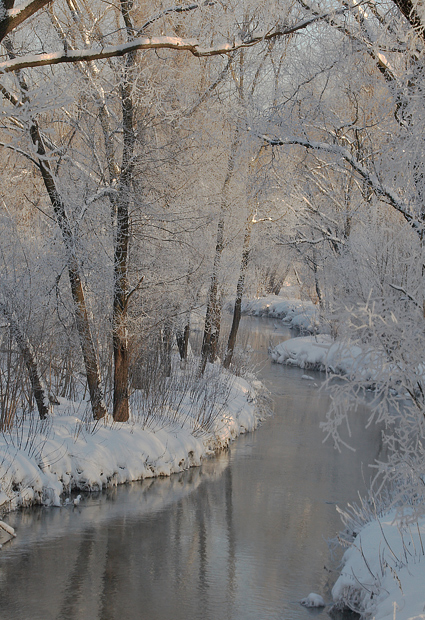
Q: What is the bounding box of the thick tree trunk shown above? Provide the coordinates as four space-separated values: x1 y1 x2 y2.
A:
111 79 135 421
28 123 107 420
209 297 222 363
0 303 49 420
199 212 224 375
110 3 139 422
223 215 253 369
161 322 173 377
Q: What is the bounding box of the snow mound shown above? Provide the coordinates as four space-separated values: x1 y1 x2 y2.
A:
270 335 386 382
301 592 325 607
240 296 321 333
332 509 425 620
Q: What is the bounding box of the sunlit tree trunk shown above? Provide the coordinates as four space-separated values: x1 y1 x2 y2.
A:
111 1 138 422
111 78 134 421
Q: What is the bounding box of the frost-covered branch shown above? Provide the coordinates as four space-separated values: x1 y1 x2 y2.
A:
388 283 420 307
0 9 351 72
0 139 40 166
0 0 51 43
261 134 423 234
297 0 398 81
137 2 215 35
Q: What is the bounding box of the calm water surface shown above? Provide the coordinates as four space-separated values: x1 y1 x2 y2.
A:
0 318 384 620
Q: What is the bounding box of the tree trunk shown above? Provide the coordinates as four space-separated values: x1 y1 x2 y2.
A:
111 87 134 421
223 215 253 369
161 322 173 377
111 3 139 422
199 212 224 375
0 303 49 420
176 321 190 361
199 129 240 375
311 246 323 309
29 123 107 420
2 39 107 420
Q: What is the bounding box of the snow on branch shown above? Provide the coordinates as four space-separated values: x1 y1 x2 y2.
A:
261 133 423 234
0 8 350 73
0 1 51 42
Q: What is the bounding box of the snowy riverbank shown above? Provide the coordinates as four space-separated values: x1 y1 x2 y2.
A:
0 365 264 516
332 509 425 620
265 317 425 619
270 333 384 381
241 294 321 333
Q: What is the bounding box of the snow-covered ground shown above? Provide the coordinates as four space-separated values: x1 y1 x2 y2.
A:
0 366 265 515
332 509 425 620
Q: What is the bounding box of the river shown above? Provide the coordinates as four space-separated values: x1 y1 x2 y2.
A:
0 317 384 620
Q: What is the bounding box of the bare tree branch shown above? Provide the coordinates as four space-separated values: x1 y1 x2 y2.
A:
261 133 423 233
0 1 52 43
0 9 350 73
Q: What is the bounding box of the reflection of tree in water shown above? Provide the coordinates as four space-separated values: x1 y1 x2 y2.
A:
58 529 96 620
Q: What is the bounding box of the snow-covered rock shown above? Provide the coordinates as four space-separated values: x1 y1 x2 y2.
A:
300 592 325 607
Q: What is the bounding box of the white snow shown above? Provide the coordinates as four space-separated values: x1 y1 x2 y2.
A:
270 334 385 383
0 367 263 516
300 592 325 607
332 509 425 620
0 520 16 537
241 295 320 333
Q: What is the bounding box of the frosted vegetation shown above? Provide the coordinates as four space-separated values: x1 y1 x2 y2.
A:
1 0 425 617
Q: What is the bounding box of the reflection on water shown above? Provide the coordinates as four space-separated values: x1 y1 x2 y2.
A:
0 318 382 620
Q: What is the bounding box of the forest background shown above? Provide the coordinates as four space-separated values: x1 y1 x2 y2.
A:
1 0 425 530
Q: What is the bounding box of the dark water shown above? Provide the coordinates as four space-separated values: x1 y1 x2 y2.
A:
0 318 384 620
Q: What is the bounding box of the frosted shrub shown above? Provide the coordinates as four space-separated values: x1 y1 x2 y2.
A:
322 291 425 517
1 410 52 462
130 353 234 436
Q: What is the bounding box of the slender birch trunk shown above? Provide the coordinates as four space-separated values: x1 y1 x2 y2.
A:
199 130 240 375
0 303 50 420
223 213 253 369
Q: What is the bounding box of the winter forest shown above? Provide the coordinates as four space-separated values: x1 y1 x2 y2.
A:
1 0 425 617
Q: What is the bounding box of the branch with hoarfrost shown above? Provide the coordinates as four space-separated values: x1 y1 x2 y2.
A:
77 187 119 223
260 134 423 234
388 283 420 307
0 9 351 73
0 139 40 166
137 2 215 35
297 0 398 81
0 1 51 43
